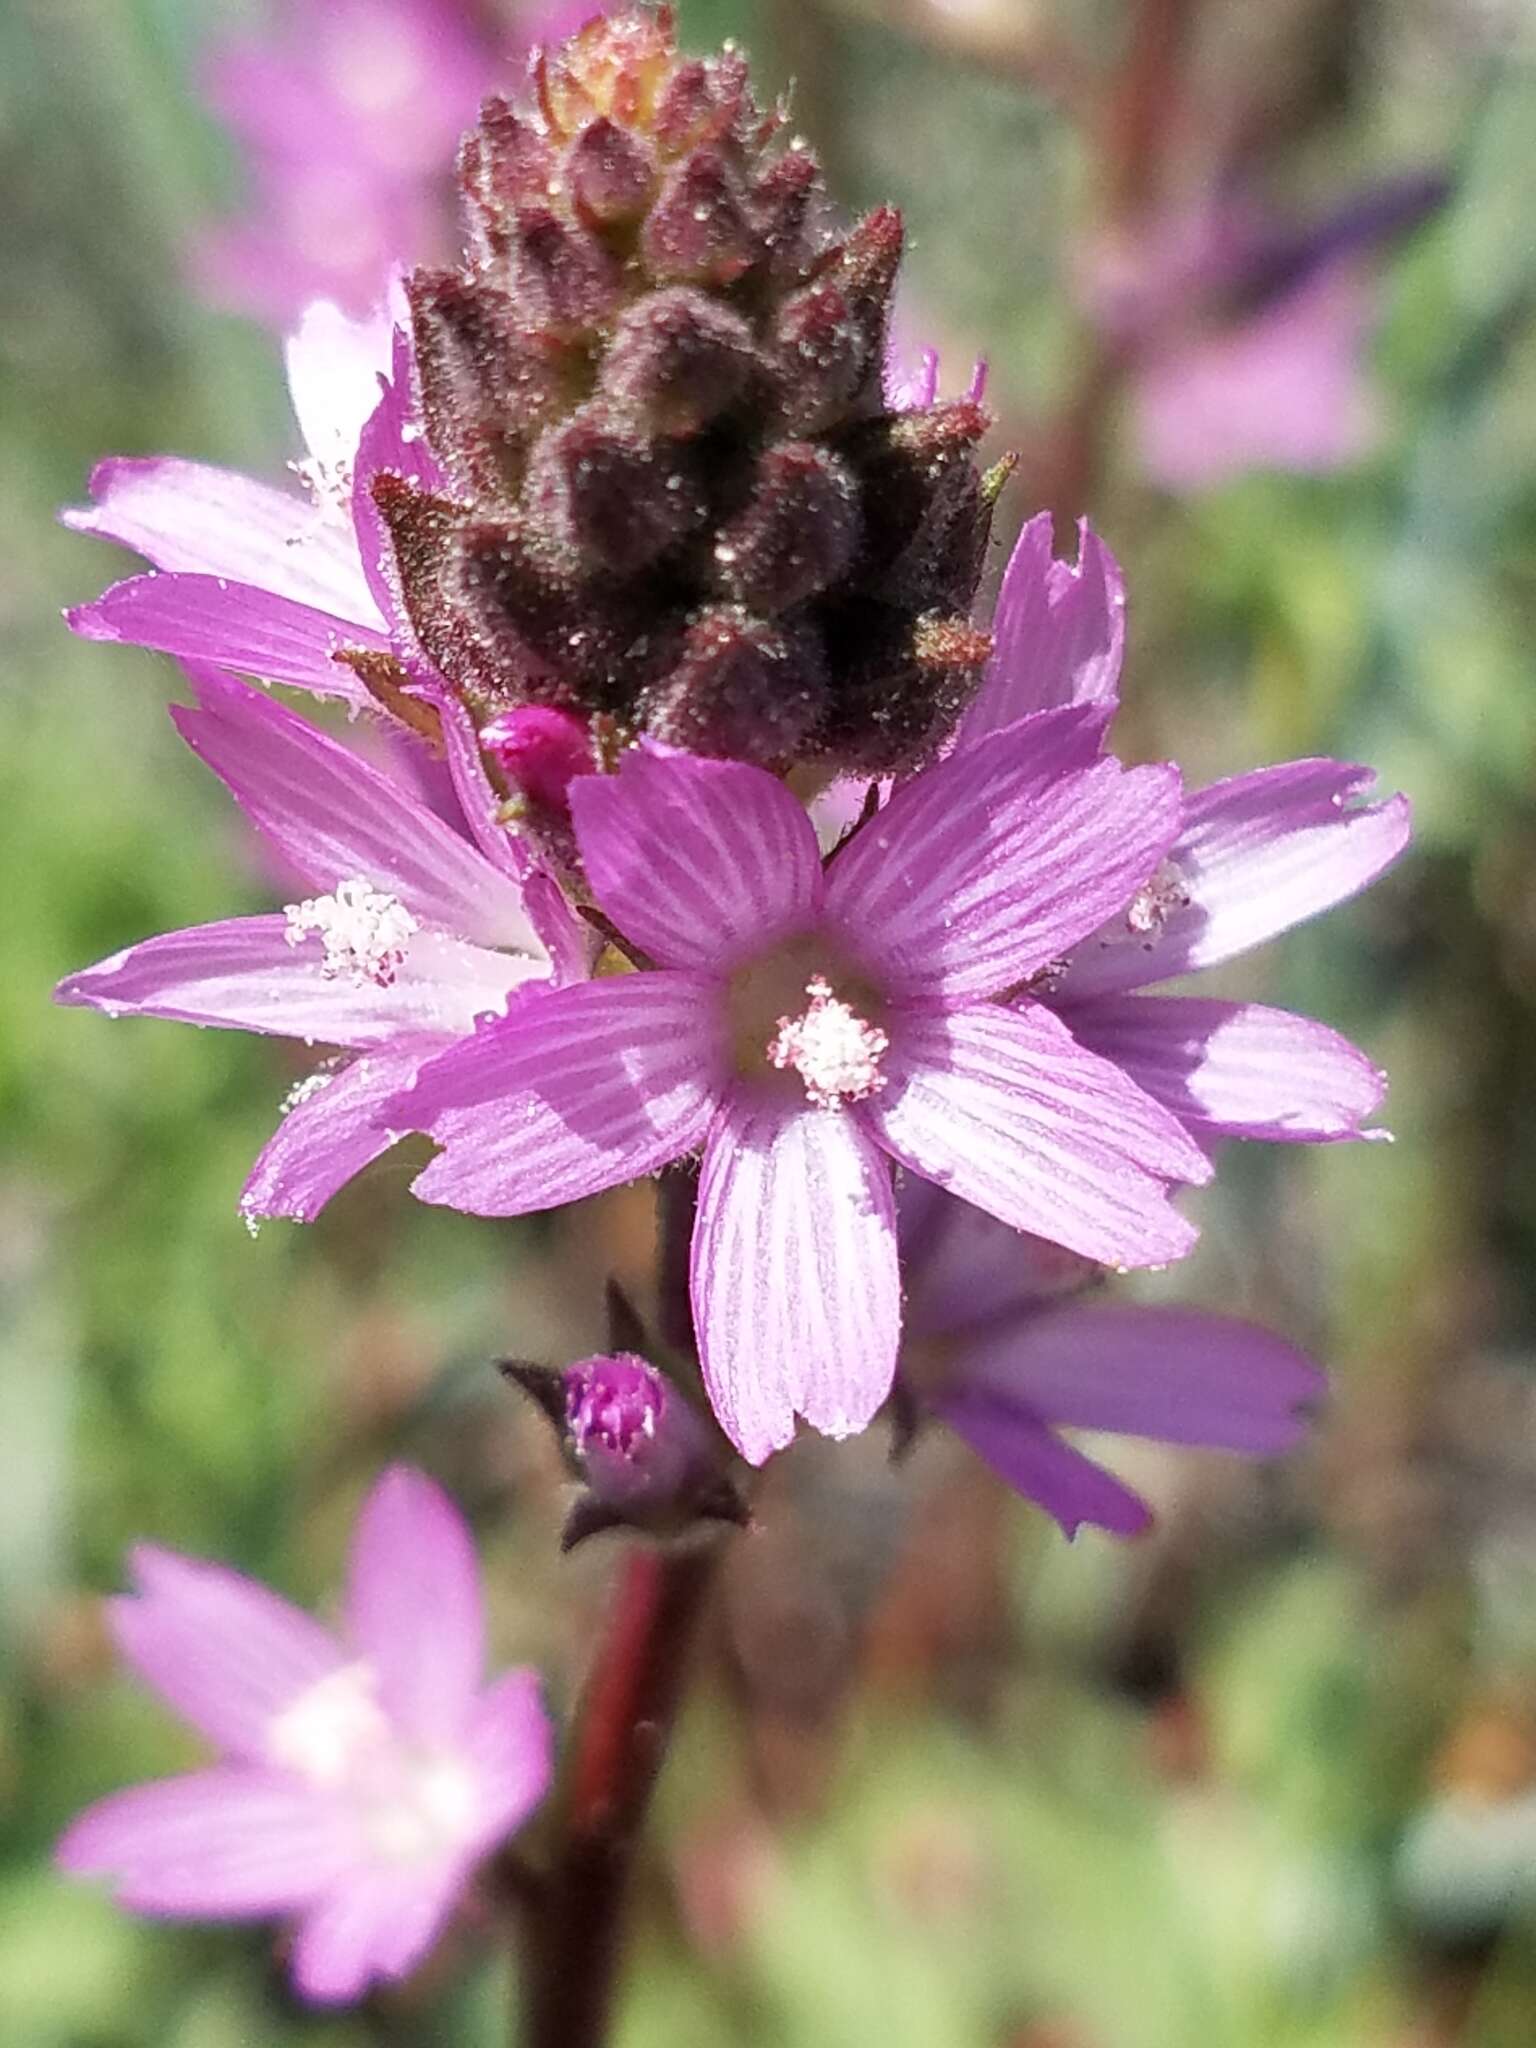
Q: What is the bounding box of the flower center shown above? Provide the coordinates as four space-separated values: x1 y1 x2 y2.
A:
1123 859 1190 940
767 975 889 1109
284 875 418 986
266 1662 393 1787
726 934 889 1108
266 1661 481 1866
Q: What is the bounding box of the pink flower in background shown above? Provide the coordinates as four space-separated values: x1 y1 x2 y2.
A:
1089 173 1446 492
196 1 587 326
957 512 1411 1148
65 296 440 719
1134 261 1379 492
57 1467 552 2006
392 724 1213 1463
56 666 583 1223
900 1182 1321 1538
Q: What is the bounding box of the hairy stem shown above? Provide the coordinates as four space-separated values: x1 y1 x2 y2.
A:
518 1164 722 2048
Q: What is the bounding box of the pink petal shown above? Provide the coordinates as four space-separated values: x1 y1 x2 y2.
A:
1058 759 1411 999
240 1041 443 1223
173 669 542 951
956 515 1126 742
110 1547 343 1758
867 1001 1209 1268
290 1862 463 2006
429 690 592 983
344 1467 485 1744
1062 994 1387 1141
692 1091 900 1462
900 1182 1100 1339
406 973 726 1215
68 574 388 704
825 708 1181 1000
955 1302 1322 1451
462 1670 555 1848
63 457 380 623
570 747 823 971
938 1394 1153 1538
57 916 522 1050
284 297 395 483
57 1768 353 1916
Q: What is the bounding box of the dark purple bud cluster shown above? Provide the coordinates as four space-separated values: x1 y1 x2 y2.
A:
377 6 1002 774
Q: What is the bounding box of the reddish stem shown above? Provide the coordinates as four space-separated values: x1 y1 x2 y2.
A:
518 1162 719 2047
520 1542 716 2047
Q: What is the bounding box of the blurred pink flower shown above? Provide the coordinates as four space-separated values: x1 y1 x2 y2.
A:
1133 261 1379 493
57 1468 552 2006
1089 173 1445 492
196 1 590 326
901 1182 1321 1539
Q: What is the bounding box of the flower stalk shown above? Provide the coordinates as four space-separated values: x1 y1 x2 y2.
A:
518 1160 729 2047
519 1541 719 2048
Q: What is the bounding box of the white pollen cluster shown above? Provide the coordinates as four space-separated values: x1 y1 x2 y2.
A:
767 975 888 1109
1124 859 1191 939
284 876 418 986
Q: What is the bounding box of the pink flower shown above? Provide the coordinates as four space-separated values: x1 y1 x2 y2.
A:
65 295 443 722
57 1468 552 2006
55 665 583 1223
193 0 489 325
900 1182 1322 1538
1088 176 1446 493
1133 262 1379 493
956 512 1412 1150
390 715 1214 1463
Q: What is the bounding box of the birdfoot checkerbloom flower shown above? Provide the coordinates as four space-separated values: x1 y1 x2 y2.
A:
57 1468 552 2006
899 1183 1322 1538
390 714 1215 1463
55 665 584 1223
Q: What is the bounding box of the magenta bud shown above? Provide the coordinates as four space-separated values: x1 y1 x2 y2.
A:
564 1353 708 1510
502 1352 748 1547
480 706 592 820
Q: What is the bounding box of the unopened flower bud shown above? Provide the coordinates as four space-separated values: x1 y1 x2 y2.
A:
567 116 657 229
386 9 1005 774
502 1352 748 1548
481 705 592 821
510 206 626 338
642 149 757 287
653 52 749 155
713 441 860 613
600 288 759 437
525 403 707 574
641 606 828 766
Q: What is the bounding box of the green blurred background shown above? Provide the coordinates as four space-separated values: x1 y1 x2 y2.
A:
4 0 1536 2042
